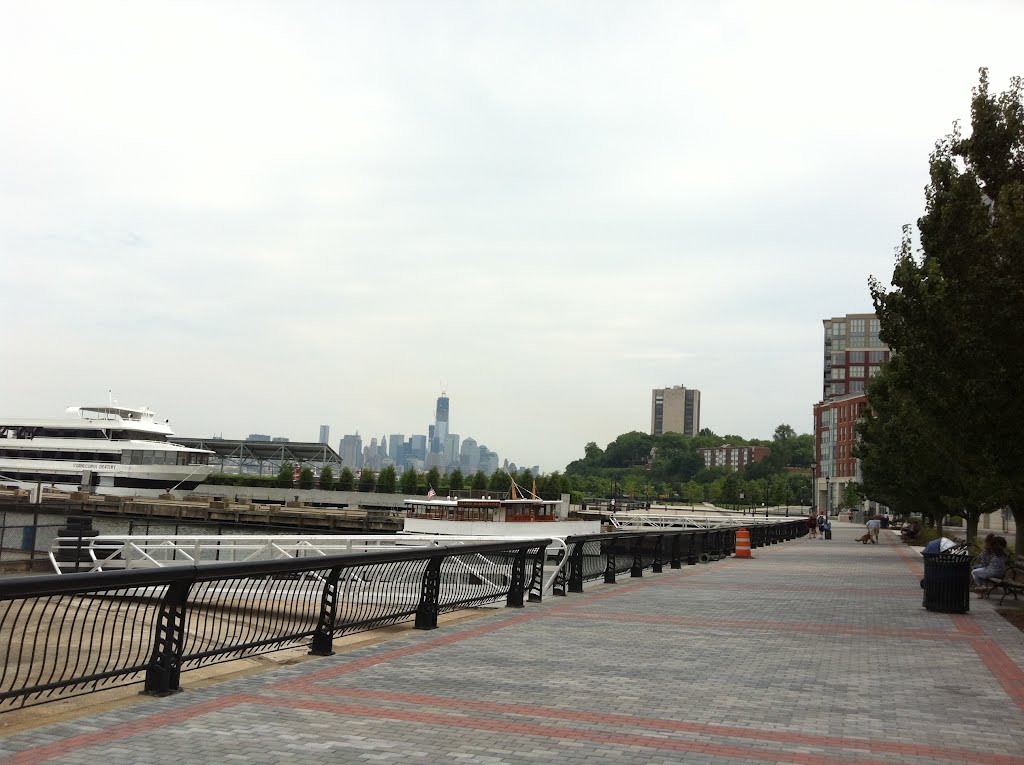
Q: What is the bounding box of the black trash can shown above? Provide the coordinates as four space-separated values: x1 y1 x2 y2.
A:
921 545 971 613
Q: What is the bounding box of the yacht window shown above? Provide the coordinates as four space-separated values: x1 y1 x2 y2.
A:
122 452 132 464
143 450 154 465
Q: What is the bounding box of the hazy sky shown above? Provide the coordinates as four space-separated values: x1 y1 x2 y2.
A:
2 1 1021 472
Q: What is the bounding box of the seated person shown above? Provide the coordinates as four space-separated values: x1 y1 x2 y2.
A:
900 521 920 542
972 536 1008 593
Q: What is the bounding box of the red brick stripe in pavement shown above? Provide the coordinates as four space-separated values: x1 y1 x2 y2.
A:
544 609 983 641
1 697 240 765
233 694 935 765
266 686 1024 765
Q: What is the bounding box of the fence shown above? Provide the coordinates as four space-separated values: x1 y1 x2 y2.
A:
0 538 549 710
0 520 807 712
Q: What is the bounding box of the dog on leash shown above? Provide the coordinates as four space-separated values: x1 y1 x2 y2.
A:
856 532 875 544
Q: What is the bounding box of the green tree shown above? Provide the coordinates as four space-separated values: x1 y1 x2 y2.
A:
488 470 512 492
298 467 314 490
337 467 355 491
470 470 489 491
773 424 796 442
840 482 862 511
377 465 397 493
319 466 334 491
770 479 790 508
276 462 294 489
400 466 418 494
357 468 376 493
448 468 465 491
861 69 1023 544
684 480 704 506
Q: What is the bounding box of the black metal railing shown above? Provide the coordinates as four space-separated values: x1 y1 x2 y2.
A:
0 538 549 710
553 520 806 595
0 519 808 712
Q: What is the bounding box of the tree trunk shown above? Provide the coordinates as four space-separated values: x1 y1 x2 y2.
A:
965 513 980 544
1011 500 1024 555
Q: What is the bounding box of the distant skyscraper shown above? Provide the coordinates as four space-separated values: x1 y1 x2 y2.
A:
247 433 272 442
388 434 406 469
409 434 427 463
432 394 449 454
444 433 460 472
650 385 701 438
318 425 330 445
339 434 363 470
459 437 479 473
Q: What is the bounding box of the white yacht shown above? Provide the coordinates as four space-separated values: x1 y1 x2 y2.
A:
0 404 215 496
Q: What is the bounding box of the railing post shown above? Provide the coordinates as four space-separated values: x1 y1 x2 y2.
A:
527 544 547 603
630 537 643 578
604 539 616 584
415 555 444 630
568 542 585 593
507 548 527 608
144 578 192 695
687 532 698 565
553 546 567 596
670 534 682 569
309 566 343 655
652 535 664 573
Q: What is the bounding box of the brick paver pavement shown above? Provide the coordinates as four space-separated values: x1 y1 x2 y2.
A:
2 523 1023 764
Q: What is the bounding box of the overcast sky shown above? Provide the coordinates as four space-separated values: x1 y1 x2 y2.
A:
1 1 1021 472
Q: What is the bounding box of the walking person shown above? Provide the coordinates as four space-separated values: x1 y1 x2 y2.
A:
806 513 818 539
816 512 827 539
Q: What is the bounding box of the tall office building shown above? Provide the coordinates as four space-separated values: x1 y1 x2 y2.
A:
650 385 701 437
444 433 460 472
388 434 406 469
339 434 363 470
459 437 479 474
318 425 330 445
432 394 449 455
813 313 891 514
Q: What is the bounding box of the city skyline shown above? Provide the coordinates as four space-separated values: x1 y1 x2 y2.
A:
3 3 1021 473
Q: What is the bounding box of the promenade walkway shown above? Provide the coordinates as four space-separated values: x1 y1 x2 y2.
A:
1 523 1022 764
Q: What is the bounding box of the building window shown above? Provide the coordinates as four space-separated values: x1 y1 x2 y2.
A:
832 353 845 366
833 383 846 395
869 365 881 377
831 322 846 336
848 351 864 363
834 338 846 351
850 319 865 333
831 368 846 380
849 381 865 393
849 365 865 378
868 350 887 362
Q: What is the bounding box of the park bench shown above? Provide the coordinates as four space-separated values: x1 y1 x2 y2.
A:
981 556 1024 605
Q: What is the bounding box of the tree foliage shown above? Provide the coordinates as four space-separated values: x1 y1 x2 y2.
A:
357 468 376 493
298 468 314 490
377 465 397 493
858 69 1024 545
276 462 294 489
400 466 418 495
337 467 355 491
319 466 334 491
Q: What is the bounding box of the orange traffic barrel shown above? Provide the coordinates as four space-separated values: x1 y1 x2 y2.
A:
735 528 752 558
